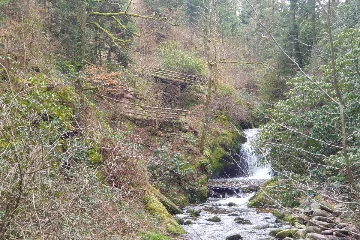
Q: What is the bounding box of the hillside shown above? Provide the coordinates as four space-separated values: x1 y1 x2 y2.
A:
1 0 359 239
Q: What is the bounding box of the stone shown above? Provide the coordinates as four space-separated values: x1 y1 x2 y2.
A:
269 229 282 237
321 230 333 235
313 209 332 218
307 233 337 240
313 216 335 223
311 202 321 210
319 204 333 213
309 220 335 229
332 211 342 217
334 231 347 238
307 226 322 234
184 220 193 225
206 216 221 222
234 217 251 224
275 229 299 239
334 229 350 236
298 229 307 238
336 223 348 229
226 234 243 240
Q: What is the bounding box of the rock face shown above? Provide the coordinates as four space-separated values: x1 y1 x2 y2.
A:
269 201 358 240
302 202 354 240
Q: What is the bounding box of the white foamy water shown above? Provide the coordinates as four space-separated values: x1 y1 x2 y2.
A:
240 128 271 179
176 129 283 240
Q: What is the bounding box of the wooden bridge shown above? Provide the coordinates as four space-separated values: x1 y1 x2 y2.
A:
118 100 188 121
141 67 207 86
94 67 207 122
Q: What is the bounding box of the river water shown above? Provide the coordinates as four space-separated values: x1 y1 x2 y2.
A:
176 129 286 240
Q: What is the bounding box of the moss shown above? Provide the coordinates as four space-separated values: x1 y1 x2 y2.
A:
206 216 221 222
247 179 279 208
141 232 171 240
186 209 201 218
143 191 185 236
273 210 298 226
87 148 102 165
208 128 244 178
269 229 282 237
234 217 251 224
275 229 299 239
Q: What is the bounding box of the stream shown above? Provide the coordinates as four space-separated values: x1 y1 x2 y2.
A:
176 129 289 240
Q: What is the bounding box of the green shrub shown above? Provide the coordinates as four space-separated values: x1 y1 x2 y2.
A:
157 42 207 76
141 232 171 240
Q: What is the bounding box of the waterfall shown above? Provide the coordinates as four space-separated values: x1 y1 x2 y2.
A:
238 128 271 179
177 129 283 240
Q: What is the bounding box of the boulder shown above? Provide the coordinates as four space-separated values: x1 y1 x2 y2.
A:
312 209 332 218
234 217 251 224
321 230 333 235
312 216 335 223
206 216 221 222
226 234 243 240
307 226 322 234
319 204 333 213
309 220 335 229
307 233 337 240
275 229 299 239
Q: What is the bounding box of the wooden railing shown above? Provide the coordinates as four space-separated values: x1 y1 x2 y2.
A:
100 94 188 121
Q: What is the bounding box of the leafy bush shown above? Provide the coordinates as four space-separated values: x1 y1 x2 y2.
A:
141 232 171 240
157 42 207 76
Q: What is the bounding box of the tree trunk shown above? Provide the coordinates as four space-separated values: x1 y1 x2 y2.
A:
326 0 358 194
77 0 87 61
289 0 303 69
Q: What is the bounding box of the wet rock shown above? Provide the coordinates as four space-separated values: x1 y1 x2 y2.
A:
206 216 221 222
227 202 236 207
275 229 299 239
226 234 243 240
184 220 193 225
228 213 240 216
187 209 201 217
269 229 282 237
234 217 251 224
175 217 185 225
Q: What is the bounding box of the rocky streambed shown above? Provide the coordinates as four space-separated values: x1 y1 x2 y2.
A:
176 193 290 240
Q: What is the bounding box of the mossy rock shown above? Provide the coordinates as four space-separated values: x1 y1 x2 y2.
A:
209 129 244 178
234 217 251 224
275 229 299 239
273 210 298 226
184 220 193 225
226 234 243 240
175 217 184 225
269 229 282 237
143 190 185 235
206 216 221 222
186 209 201 218
247 179 278 208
